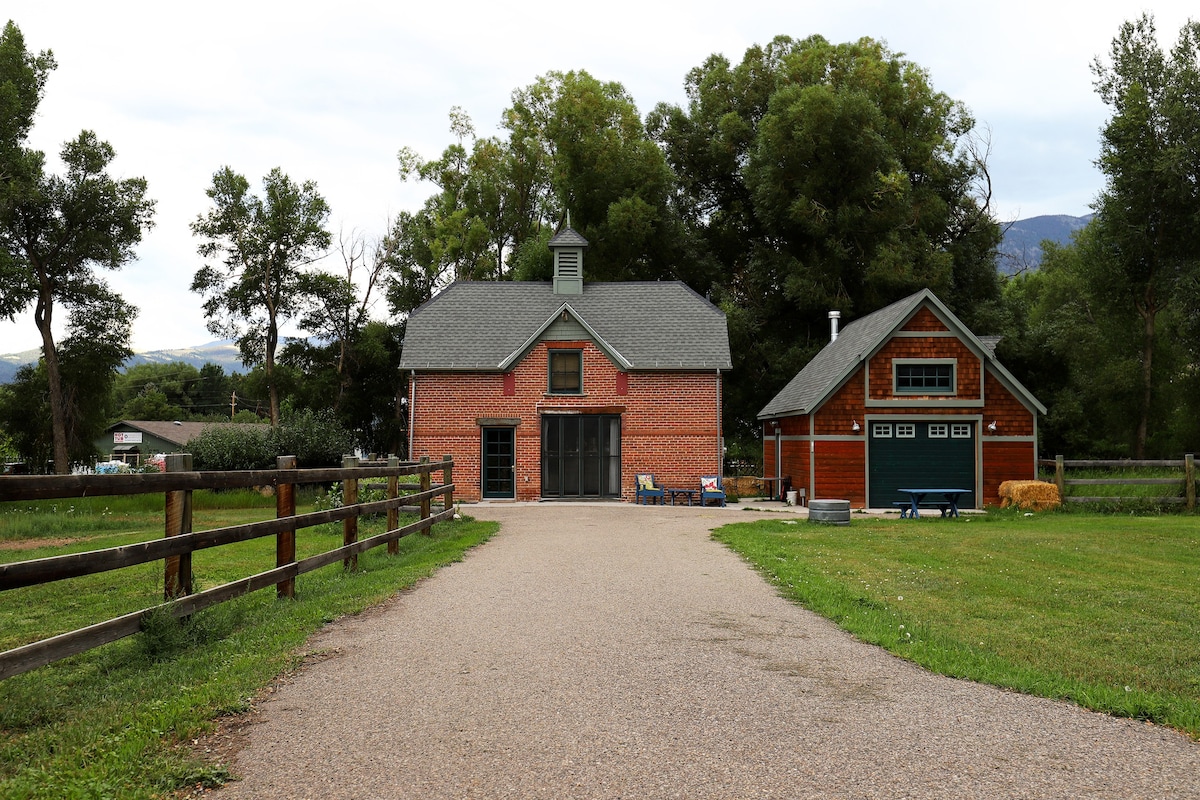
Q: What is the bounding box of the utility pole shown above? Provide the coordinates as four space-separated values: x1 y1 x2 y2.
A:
230 391 237 419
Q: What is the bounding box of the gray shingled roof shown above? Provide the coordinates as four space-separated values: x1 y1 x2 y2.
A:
399 281 732 371
111 420 271 447
757 289 1045 419
548 228 589 247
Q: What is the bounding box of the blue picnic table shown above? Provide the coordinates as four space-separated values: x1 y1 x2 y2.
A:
895 488 972 518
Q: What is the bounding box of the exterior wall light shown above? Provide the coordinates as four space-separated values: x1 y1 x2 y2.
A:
987 420 998 432
851 419 861 432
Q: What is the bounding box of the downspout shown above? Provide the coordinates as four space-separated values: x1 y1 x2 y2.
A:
716 369 723 476
408 370 416 461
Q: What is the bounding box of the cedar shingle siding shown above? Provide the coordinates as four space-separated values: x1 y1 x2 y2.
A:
759 290 1045 509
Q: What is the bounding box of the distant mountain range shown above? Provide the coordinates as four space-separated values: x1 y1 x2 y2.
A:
997 214 1093 275
0 340 246 385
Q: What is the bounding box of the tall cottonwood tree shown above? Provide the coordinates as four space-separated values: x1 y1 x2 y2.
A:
191 167 331 425
395 71 698 292
1088 15 1200 457
0 22 155 472
648 35 1001 438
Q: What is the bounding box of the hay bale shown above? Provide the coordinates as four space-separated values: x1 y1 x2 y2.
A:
999 480 1060 510
724 476 766 497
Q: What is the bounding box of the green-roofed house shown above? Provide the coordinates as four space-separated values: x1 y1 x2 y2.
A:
399 228 732 502
757 289 1045 510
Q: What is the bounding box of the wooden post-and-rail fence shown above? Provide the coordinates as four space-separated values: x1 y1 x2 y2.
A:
0 455 455 681
1042 454 1196 509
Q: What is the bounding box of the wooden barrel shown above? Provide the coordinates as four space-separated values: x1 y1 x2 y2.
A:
808 498 851 526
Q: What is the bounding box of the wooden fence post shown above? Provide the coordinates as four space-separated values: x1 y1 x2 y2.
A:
443 454 454 514
276 455 297 598
342 455 359 571
387 455 400 556
1055 455 1065 506
419 455 431 533
1186 454 1195 512
164 453 194 599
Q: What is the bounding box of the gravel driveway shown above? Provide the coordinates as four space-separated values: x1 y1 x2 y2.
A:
213 502 1199 799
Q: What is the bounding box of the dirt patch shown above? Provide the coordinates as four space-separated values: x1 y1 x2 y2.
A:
0 537 77 551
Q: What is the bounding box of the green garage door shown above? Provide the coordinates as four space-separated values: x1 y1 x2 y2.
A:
868 420 975 508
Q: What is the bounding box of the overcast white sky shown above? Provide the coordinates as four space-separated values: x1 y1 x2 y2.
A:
0 0 1193 354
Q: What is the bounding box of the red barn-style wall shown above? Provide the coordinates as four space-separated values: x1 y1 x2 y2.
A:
759 291 1044 509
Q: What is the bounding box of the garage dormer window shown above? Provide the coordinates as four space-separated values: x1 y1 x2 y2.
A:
549 350 583 394
894 359 955 395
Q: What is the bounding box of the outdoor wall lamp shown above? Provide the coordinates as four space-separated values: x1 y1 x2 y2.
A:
851 419 861 432
988 420 998 432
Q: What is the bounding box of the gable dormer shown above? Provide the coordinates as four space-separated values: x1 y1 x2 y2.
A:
549 226 588 295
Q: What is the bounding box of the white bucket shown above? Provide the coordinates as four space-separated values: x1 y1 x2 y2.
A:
786 490 798 506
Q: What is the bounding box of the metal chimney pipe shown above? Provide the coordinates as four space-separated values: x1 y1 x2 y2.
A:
828 310 841 342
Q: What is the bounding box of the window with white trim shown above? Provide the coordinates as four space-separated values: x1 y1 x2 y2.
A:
896 423 916 438
894 361 956 395
872 423 893 438
951 423 972 438
928 423 948 438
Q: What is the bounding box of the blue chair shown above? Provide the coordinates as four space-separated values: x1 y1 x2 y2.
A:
700 475 726 507
635 473 665 505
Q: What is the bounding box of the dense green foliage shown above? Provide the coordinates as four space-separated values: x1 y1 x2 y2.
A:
187 408 354 470
995 15 1200 458
0 296 133 470
715 512 1200 737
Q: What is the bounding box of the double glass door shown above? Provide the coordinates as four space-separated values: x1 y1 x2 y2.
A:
541 414 621 498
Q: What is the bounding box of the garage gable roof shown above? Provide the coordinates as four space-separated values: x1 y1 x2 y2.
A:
757 289 1045 419
399 281 732 371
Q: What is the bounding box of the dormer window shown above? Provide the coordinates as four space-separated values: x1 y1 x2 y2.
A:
894 359 955 395
549 350 583 394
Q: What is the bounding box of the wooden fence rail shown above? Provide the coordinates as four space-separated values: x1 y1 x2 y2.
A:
1039 454 1195 509
0 454 455 681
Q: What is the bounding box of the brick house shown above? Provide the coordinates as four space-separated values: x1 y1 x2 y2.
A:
758 289 1045 509
399 228 732 501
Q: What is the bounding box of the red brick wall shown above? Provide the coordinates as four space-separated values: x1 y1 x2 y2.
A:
409 340 721 501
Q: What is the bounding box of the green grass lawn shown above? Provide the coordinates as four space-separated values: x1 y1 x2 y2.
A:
0 494 496 799
714 508 1200 738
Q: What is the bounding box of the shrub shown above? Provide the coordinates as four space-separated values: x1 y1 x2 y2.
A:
189 425 272 471
188 411 355 471
268 409 355 468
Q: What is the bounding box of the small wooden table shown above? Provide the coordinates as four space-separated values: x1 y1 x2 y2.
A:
757 477 786 502
896 489 972 518
668 487 698 506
